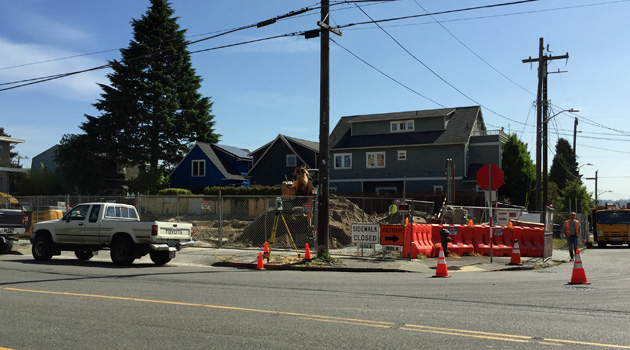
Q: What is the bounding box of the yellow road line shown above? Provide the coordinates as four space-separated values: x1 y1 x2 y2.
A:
3 286 629 349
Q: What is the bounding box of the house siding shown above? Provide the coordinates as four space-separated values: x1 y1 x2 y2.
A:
329 106 502 195
170 145 249 188
249 141 297 186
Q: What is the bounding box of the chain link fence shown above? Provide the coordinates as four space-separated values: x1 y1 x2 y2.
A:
14 194 438 255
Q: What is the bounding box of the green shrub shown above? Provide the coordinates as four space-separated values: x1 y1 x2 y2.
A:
158 188 192 196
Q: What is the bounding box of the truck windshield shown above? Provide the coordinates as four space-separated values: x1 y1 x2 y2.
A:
597 210 630 225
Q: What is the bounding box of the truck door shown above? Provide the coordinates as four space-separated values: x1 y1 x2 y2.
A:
59 204 91 243
83 204 102 245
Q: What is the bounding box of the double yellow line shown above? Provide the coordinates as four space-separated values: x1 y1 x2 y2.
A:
2 287 628 349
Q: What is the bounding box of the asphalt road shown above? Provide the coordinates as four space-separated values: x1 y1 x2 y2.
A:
1 245 630 349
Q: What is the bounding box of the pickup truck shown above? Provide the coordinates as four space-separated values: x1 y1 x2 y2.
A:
30 202 194 265
0 208 26 254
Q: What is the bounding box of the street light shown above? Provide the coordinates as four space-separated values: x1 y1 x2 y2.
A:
541 108 580 210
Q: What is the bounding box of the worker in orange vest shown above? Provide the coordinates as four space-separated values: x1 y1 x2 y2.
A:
564 212 580 261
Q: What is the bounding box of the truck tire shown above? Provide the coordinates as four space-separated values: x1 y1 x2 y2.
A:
0 240 13 254
75 250 94 261
149 251 172 265
110 236 135 265
32 235 54 261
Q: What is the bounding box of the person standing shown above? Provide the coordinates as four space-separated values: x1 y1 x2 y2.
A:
564 212 580 261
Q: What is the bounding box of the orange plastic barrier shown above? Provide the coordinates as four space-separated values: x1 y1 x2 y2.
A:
403 223 435 259
434 224 475 256
398 223 543 259
491 226 513 257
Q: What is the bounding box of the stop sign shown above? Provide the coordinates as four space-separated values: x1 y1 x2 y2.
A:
477 164 504 191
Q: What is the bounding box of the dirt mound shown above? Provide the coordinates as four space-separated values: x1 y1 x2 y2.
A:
235 197 371 248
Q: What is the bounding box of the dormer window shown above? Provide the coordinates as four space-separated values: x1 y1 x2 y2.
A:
390 120 414 133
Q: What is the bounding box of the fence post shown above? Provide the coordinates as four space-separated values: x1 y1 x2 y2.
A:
264 196 269 243
218 190 223 249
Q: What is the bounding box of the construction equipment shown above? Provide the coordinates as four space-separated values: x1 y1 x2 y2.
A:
281 166 314 197
591 207 630 248
267 197 300 262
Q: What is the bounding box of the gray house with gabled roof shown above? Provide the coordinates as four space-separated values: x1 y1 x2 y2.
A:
247 135 318 187
328 106 507 195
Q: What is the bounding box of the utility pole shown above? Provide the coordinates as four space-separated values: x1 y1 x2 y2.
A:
316 0 341 257
573 117 578 158
522 38 569 211
586 170 598 206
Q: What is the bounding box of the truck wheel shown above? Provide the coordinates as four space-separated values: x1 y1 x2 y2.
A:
150 251 172 265
110 236 135 265
0 240 13 254
75 250 94 261
32 235 53 261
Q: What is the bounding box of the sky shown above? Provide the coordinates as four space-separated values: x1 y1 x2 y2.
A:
1 0 629 203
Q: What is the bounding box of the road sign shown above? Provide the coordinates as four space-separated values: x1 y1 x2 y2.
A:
397 204 411 213
351 224 379 244
380 225 405 246
477 164 505 191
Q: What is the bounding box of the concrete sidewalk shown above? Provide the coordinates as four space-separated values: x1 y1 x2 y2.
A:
11 240 571 272
202 245 570 273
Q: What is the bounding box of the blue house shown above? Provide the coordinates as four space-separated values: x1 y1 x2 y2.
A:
170 143 252 189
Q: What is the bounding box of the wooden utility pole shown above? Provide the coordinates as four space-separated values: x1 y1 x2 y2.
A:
317 0 331 257
522 38 569 211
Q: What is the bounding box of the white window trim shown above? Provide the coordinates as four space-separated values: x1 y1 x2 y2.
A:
390 120 415 133
334 153 352 169
397 150 407 161
366 151 385 169
286 154 297 167
192 159 205 177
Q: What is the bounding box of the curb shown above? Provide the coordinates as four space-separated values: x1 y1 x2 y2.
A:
212 261 408 272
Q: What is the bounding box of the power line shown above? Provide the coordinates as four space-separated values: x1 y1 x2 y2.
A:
330 38 445 108
352 1 527 126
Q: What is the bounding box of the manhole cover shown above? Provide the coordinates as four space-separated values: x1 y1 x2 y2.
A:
564 285 594 291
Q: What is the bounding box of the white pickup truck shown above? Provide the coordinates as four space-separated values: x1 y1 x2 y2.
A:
30 202 194 265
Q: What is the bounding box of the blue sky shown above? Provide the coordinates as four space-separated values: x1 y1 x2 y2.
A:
1 0 629 202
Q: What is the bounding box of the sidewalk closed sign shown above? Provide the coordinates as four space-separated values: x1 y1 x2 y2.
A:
351 224 379 244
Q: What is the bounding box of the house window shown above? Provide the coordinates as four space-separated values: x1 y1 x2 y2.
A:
434 185 443 194
192 160 205 177
397 150 407 161
390 120 414 133
286 155 297 167
334 153 352 169
366 152 385 168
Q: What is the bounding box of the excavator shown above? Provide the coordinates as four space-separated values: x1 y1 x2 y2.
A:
281 165 314 197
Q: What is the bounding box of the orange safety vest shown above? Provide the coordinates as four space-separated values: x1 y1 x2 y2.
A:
564 219 580 237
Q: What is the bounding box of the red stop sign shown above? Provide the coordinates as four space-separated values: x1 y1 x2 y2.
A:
477 164 504 191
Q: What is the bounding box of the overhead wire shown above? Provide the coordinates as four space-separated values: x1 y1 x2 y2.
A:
351 1 527 126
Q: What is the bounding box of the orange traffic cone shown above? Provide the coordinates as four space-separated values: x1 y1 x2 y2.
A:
433 246 450 278
568 249 589 285
304 243 312 261
256 252 265 270
263 241 269 259
508 239 522 266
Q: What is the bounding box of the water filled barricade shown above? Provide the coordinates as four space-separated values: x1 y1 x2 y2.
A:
401 223 545 259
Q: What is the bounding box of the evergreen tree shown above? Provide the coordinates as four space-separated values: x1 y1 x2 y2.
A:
549 138 578 190
84 0 219 172
499 134 535 208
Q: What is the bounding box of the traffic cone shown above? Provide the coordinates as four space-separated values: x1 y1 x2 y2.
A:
304 243 312 261
263 241 269 259
568 249 589 285
256 252 265 270
433 246 450 278
508 239 522 265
